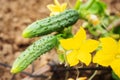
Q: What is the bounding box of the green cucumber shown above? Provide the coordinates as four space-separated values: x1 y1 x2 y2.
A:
22 9 79 38
11 35 58 73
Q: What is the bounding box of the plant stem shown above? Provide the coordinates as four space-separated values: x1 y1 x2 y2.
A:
74 0 82 10
76 69 80 79
52 67 112 71
88 64 98 80
76 0 96 20
107 19 120 31
84 0 96 10
65 70 69 80
64 51 69 66
88 70 98 80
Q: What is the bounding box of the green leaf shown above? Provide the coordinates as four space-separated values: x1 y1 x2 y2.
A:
112 71 120 80
57 45 66 63
87 0 107 15
58 53 65 63
113 25 120 34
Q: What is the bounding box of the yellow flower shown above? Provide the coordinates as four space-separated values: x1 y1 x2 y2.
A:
76 77 87 80
47 0 67 16
87 14 100 26
67 77 87 80
60 27 99 66
93 37 120 78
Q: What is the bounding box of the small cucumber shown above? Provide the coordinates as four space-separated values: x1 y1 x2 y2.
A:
11 35 58 73
22 9 79 38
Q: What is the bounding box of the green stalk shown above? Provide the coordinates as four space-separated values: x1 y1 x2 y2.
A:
84 0 96 10
76 0 96 19
74 0 82 10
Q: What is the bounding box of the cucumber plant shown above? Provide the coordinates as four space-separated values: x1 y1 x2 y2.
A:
11 8 80 74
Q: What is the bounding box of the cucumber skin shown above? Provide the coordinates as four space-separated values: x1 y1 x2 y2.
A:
11 35 58 73
22 9 79 38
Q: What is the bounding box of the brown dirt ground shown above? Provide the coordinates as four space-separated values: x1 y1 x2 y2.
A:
0 0 120 80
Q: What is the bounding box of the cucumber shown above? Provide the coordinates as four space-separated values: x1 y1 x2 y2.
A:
11 35 58 73
22 9 79 38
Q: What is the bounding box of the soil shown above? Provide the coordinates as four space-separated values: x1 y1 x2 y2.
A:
0 0 120 80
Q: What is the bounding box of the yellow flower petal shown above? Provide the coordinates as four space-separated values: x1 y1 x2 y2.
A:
50 12 60 16
93 50 115 67
67 50 79 66
77 51 91 66
60 27 87 50
67 78 74 80
72 27 86 49
47 5 54 12
74 27 86 43
100 37 117 53
70 27 87 49
80 39 99 53
54 0 60 6
47 0 67 16
110 59 120 78
60 38 74 50
77 77 87 80
118 40 120 53
47 5 61 12
61 3 67 11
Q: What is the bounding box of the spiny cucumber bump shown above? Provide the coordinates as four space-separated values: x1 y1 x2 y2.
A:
22 9 79 38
